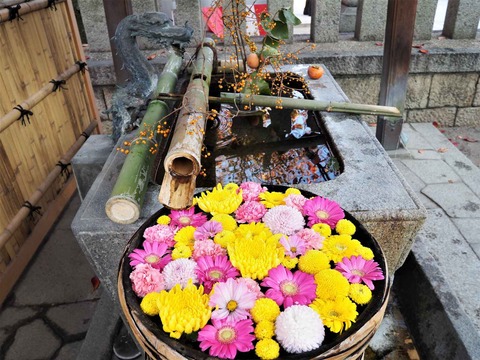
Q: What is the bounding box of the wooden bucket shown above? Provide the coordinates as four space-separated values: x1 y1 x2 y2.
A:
118 186 390 360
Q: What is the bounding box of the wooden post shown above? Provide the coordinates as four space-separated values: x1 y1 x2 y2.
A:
376 0 418 150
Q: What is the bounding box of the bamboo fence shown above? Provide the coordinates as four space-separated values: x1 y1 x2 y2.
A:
0 0 100 303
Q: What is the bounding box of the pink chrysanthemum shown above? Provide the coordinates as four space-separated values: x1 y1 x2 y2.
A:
279 235 307 257
236 277 264 299
284 194 308 215
129 263 165 298
295 228 324 251
128 241 171 270
303 196 345 228
262 205 305 235
193 239 227 261
239 182 267 202
198 318 255 359
143 224 176 247
210 278 257 322
336 255 384 290
196 255 239 293
170 207 208 228
162 258 198 290
194 221 223 241
261 265 317 308
235 201 267 223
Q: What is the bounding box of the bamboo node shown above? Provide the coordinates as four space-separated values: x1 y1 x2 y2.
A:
13 105 33 126
7 4 22 21
50 79 67 92
46 0 57 11
75 60 88 74
22 201 42 223
56 161 71 180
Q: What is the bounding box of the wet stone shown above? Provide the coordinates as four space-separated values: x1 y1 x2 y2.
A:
54 340 83 360
46 301 98 336
0 307 37 330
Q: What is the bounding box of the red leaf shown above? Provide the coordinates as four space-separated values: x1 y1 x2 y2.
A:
463 136 478 143
375 42 383 46
147 53 157 60
451 141 459 146
432 121 440 128
91 276 101 291
85 55 90 60
419 49 429 54
418 149 425 154
412 44 424 48
439 129 446 133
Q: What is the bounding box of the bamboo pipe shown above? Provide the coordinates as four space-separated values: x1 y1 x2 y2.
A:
0 61 85 133
0 120 97 250
0 0 66 20
158 39 215 210
105 49 184 224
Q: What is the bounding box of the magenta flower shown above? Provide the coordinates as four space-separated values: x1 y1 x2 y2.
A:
198 318 255 359
129 263 165 297
196 255 239 293
128 241 171 270
162 258 198 290
279 235 307 257
193 239 227 261
262 205 305 235
143 224 176 247
235 201 267 223
209 278 257 322
169 207 208 228
236 277 264 299
295 228 324 251
239 181 267 201
303 196 345 228
194 220 223 241
284 194 308 215
336 255 384 290
261 265 316 308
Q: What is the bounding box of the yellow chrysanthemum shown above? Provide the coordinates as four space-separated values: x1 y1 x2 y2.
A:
335 219 356 236
254 320 275 340
156 215 171 225
211 213 237 231
234 222 273 239
157 282 211 339
255 338 280 360
140 292 161 316
213 230 235 248
322 235 362 263
312 223 332 238
298 250 330 274
285 187 301 195
314 269 350 300
310 297 358 333
174 226 196 250
171 245 192 259
195 183 243 215
228 230 284 280
251 298 281 323
281 256 299 270
349 283 372 305
259 191 286 208
356 245 374 260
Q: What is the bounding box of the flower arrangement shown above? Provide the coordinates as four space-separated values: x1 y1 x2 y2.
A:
127 182 385 359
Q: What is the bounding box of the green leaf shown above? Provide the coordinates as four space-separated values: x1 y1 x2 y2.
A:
263 35 280 49
256 77 271 95
270 20 289 39
279 7 302 26
260 44 280 59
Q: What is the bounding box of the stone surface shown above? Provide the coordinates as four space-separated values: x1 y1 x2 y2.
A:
335 75 381 105
474 82 480 106
313 0 341 43
444 0 480 39
0 307 37 329
405 74 431 109
452 218 480 245
5 319 61 360
46 301 98 336
429 73 478 107
355 0 388 41
54 340 83 360
407 107 456 126
455 107 480 127
94 87 108 121
400 159 461 184
413 0 439 40
339 4 357 33
422 183 480 218
174 0 203 44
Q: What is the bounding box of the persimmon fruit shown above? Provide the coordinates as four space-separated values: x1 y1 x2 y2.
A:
246 53 260 69
307 65 324 80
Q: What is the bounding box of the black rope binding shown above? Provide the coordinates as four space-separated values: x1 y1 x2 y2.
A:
75 61 87 74
22 201 42 222
8 5 22 21
13 105 33 126
46 0 57 11
80 131 89 140
50 79 67 92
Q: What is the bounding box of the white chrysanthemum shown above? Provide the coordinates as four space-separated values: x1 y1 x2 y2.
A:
262 205 305 236
275 305 325 353
162 258 198 290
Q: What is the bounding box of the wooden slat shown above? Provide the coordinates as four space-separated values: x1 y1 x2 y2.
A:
0 0 67 22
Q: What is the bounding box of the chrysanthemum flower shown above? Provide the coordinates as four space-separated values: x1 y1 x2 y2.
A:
171 245 192 260
129 263 165 298
162 258 198 290
209 278 257 322
295 228 324 250
196 183 243 215
194 220 223 241
312 223 332 238
158 281 211 339
198 317 255 359
170 207 208 228
156 215 171 225
285 188 301 195
250 298 281 323
174 226 196 250
211 214 237 231
214 230 236 248
335 219 356 236
140 291 161 316
239 181 267 201
310 297 358 333
254 320 275 340
298 250 330 275
336 255 384 290
349 283 373 305
284 194 307 215
275 305 325 353
261 265 316 308
143 224 176 247
262 205 305 236
195 255 239 293
255 338 280 360
281 256 299 270
303 196 345 228
356 245 374 260
314 269 350 301
322 235 362 263
193 239 227 261
279 235 306 257
235 201 267 223
236 277 264 299
259 191 286 208
128 241 171 270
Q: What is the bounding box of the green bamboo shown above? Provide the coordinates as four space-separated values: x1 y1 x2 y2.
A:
105 49 184 224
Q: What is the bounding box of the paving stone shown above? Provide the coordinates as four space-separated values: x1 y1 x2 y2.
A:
422 183 480 218
451 218 480 245
54 194 81 231
401 159 461 184
399 124 436 150
0 328 8 348
5 319 61 360
443 156 480 197
54 340 83 360
471 243 480 259
46 301 98 336
0 307 37 329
